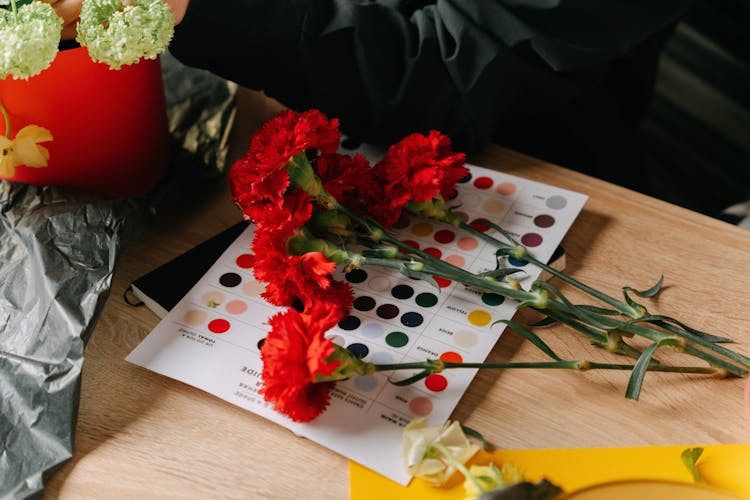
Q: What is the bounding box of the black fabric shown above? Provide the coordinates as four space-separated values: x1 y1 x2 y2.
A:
169 0 694 191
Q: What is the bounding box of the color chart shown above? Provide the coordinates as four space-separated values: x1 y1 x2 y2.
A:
126 163 587 484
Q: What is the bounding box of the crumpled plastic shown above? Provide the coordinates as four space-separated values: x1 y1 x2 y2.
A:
0 50 237 499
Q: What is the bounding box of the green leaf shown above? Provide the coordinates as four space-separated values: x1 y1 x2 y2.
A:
479 268 524 279
681 447 704 483
496 319 562 361
639 315 732 343
530 316 558 327
626 338 675 400
535 281 621 331
629 275 665 298
461 424 489 450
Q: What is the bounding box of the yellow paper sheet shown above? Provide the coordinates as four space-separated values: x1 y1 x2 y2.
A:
349 444 750 498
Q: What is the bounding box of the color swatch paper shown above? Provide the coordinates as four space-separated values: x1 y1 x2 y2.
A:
126 163 587 484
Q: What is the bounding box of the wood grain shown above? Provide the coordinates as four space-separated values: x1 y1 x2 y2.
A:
44 90 750 498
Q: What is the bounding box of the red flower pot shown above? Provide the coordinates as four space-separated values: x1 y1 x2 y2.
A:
0 46 170 197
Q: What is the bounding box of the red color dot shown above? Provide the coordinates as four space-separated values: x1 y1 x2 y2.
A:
434 276 452 288
402 240 420 254
469 218 491 232
473 176 494 189
440 351 463 363
521 233 543 247
434 229 455 244
208 319 230 334
235 254 254 269
425 374 448 392
424 247 442 258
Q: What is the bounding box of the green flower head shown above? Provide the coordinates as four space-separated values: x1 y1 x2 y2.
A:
0 1 62 80
76 0 174 70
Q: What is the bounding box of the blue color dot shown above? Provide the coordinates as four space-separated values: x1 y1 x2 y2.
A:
347 343 370 359
400 311 424 328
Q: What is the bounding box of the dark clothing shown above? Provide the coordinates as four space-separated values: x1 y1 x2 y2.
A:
169 0 693 191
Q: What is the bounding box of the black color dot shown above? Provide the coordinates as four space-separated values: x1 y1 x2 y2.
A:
345 269 368 283
219 272 242 287
353 296 376 311
338 315 362 331
347 342 370 359
376 303 400 319
391 284 415 300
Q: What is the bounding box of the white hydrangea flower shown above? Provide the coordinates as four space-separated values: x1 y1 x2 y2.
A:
76 0 174 70
0 2 62 80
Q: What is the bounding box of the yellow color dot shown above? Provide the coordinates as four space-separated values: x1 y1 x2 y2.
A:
467 309 491 327
411 222 433 237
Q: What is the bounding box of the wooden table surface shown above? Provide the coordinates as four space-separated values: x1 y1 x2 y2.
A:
45 91 750 498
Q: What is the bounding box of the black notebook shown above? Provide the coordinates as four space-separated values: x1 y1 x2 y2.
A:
126 221 249 318
127 221 565 319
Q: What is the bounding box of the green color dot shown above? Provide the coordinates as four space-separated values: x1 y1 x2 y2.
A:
386 331 409 348
482 293 505 306
415 292 438 308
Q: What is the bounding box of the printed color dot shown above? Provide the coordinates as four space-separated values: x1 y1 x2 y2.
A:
415 292 438 308
208 318 230 334
219 272 241 287
225 300 248 315
362 323 384 338
353 296 376 311
257 338 265 350
393 215 411 229
546 195 568 210
347 343 370 359
508 257 528 267
328 335 346 346
409 397 433 416
458 172 472 183
445 187 458 200
434 276 452 288
183 309 207 326
377 304 400 319
425 374 448 392
457 236 478 251
391 284 415 300
481 293 505 306
368 276 392 292
338 315 362 331
496 182 517 196
452 210 470 221
469 218 491 232
411 222 433 237
242 281 265 296
371 351 393 364
445 254 465 267
345 269 368 283
473 176 493 189
235 254 254 269
434 230 455 244
440 351 463 363
454 329 478 347
400 312 424 328
386 331 409 348
483 199 505 214
354 375 378 392
403 240 420 253
424 247 442 258
468 310 492 327
202 291 225 307
521 233 543 247
534 214 556 228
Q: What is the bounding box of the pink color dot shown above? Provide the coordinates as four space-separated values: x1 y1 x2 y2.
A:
473 176 493 189
409 397 433 416
457 236 478 251
208 318 230 334
425 374 448 392
496 182 517 196
225 300 248 315
424 247 442 258
521 233 543 247
235 254 254 269
445 254 465 267
434 229 455 244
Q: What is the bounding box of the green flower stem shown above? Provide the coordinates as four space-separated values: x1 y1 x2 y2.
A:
368 359 720 375
10 0 18 17
457 220 640 317
1 103 10 138
432 443 485 493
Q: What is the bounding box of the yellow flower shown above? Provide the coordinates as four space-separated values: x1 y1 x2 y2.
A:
403 418 481 486
463 462 524 500
0 125 53 178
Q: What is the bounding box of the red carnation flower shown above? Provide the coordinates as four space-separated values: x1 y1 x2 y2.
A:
367 130 467 227
260 302 344 422
230 109 341 224
315 152 373 211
